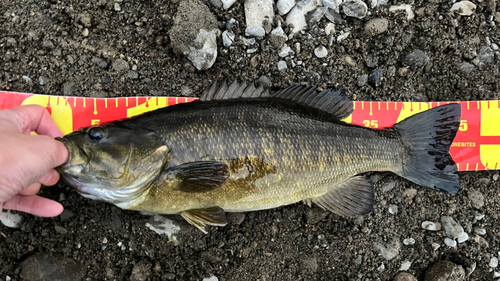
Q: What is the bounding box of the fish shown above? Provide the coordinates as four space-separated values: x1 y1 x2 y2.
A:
56 80 461 233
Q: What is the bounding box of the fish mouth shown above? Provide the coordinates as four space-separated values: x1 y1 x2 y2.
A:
55 137 90 169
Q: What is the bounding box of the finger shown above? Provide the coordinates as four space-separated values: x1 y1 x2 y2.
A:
28 135 69 168
38 169 60 187
8 105 64 137
3 195 64 217
20 182 41 196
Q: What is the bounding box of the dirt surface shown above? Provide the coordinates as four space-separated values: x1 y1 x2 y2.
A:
1 0 500 280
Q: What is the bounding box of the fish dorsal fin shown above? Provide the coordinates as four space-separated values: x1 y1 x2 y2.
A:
310 176 375 217
200 79 270 101
181 207 228 233
161 161 229 193
273 84 353 120
201 80 352 120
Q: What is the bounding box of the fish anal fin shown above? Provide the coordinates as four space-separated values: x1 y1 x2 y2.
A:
163 161 229 193
312 176 375 217
181 207 228 233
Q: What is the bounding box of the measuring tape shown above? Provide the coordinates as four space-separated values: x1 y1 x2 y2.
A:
0 91 499 172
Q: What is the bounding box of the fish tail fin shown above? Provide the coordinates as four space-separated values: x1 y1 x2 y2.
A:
393 104 461 194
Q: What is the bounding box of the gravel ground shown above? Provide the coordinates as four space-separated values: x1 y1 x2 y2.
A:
1 0 500 280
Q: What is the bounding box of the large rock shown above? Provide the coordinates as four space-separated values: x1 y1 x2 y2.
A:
169 0 219 70
245 0 274 35
20 254 84 281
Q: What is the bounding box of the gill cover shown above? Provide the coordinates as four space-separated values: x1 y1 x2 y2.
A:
56 124 170 207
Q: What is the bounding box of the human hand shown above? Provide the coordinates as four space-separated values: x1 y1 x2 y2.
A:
0 105 68 217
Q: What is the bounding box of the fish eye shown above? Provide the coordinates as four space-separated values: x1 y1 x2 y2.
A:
88 127 104 141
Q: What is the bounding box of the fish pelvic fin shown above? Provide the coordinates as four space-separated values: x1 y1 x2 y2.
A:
393 103 461 194
310 176 375 217
181 207 228 234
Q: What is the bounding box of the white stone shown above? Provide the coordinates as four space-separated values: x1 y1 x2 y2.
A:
388 204 398 215
473 227 486 236
422 221 441 231
374 241 400 261
441 216 465 239
187 29 218 70
279 44 293 57
0 211 23 228
203 276 219 281
270 26 288 42
286 6 307 33
403 238 415 245
342 0 368 19
222 0 237 9
307 7 327 24
457 232 469 243
400 261 412 271
325 23 335 35
222 30 235 47
450 1 476 16
337 32 350 42
277 60 287 71
145 215 181 241
494 271 500 278
285 0 322 33
277 0 295 15
245 26 266 37
490 257 499 268
444 238 457 247
245 0 274 31
389 4 414 20
314 45 328 58
323 0 343 13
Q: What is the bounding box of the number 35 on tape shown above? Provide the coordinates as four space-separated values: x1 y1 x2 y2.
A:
0 92 499 172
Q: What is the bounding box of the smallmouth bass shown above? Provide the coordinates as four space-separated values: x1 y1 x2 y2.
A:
56 81 461 233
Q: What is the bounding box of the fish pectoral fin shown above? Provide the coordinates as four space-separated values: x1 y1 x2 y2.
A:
181 207 228 234
311 176 375 217
166 161 229 193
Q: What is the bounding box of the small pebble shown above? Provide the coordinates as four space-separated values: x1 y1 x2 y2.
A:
404 49 429 67
432 243 440 251
22 76 32 83
444 238 457 247
114 3 121 11
222 30 235 47
279 44 293 57
364 18 388 36
357 74 368 87
342 0 368 19
490 257 499 268
325 23 335 35
494 173 499 181
39 76 48 85
393 272 417 281
82 28 89 37
474 227 486 236
202 276 219 281
400 260 412 271
451 1 476 16
314 46 328 58
377 263 385 272
337 32 349 42
468 190 485 209
441 216 465 239
127 71 139 79
457 232 469 243
277 60 287 71
494 272 500 278
492 43 499 51
403 238 415 245
388 205 398 215
245 26 265 37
